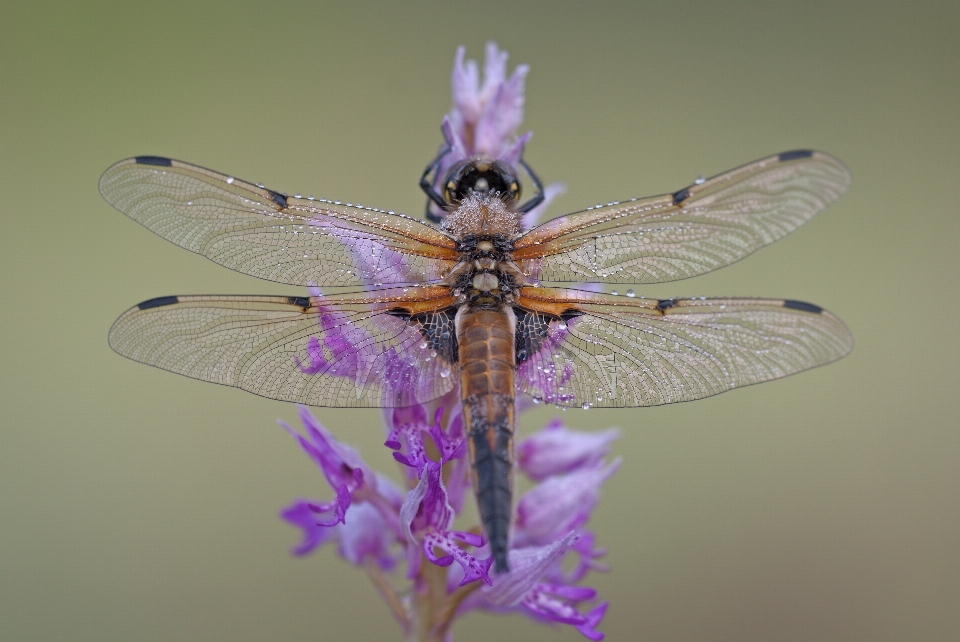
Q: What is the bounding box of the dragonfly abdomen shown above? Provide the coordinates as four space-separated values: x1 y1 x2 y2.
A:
456 306 517 573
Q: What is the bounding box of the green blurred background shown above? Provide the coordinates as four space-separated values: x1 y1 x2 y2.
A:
2 1 958 640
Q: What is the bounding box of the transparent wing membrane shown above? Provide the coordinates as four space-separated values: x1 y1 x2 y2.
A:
108 288 457 407
515 288 853 408
100 157 459 288
512 151 850 284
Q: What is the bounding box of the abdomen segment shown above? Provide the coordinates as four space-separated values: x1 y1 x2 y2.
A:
456 306 516 573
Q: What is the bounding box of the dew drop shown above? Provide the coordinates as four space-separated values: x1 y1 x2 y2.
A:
695 175 706 184
626 289 636 297
581 402 591 410
420 341 428 350
440 368 450 378
517 349 527 360
295 194 302 199
611 289 619 296
257 183 265 188
557 321 568 331
226 177 235 184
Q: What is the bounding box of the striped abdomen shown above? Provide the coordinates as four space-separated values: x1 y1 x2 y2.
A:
456 306 516 573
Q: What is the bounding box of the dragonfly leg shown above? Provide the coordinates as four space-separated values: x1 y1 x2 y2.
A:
420 145 452 222
516 157 545 214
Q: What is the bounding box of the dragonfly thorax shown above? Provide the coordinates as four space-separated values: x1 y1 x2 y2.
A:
441 192 522 238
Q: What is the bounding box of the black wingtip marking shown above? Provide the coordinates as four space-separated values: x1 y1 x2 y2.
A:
657 298 678 311
137 295 179 310
672 187 691 205
386 308 412 319
783 299 823 314
135 156 172 167
779 150 814 162
288 296 311 308
268 190 288 208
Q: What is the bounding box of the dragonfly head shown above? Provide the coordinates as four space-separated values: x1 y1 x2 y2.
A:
442 157 521 206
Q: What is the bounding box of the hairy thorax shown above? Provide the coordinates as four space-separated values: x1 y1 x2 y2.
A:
440 193 531 311
441 192 522 238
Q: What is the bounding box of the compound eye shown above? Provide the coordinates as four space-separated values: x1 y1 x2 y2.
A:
444 179 459 204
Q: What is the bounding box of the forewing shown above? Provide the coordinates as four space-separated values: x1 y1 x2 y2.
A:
512 151 850 284
100 157 460 287
514 287 852 408
108 287 458 407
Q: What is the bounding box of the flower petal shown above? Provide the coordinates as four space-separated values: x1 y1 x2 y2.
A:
518 420 620 481
576 602 609 641
482 531 580 607
338 501 398 570
280 406 373 497
475 64 529 157
280 499 338 556
399 461 454 541
451 46 480 125
516 459 621 543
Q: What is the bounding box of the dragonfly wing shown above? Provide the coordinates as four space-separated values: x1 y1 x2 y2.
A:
100 157 460 287
108 287 458 408
514 287 852 408
512 151 850 284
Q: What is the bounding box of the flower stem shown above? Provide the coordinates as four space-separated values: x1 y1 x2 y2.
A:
413 553 450 642
432 581 482 640
364 559 410 634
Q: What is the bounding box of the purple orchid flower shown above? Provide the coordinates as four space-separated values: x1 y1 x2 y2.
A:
427 43 565 227
518 419 621 481
279 44 615 640
281 405 616 639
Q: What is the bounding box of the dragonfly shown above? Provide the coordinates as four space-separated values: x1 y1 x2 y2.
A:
101 148 853 573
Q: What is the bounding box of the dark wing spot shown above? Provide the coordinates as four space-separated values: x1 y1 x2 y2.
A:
268 190 288 208
778 150 814 162
288 296 311 308
657 298 678 311
672 187 691 205
560 309 584 322
411 308 459 364
783 299 823 314
135 156 172 167
514 308 556 364
386 308 411 320
137 295 178 310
